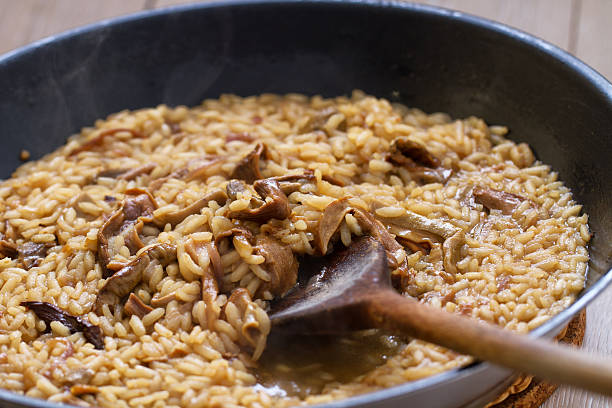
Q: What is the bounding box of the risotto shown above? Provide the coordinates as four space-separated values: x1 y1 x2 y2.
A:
0 91 589 407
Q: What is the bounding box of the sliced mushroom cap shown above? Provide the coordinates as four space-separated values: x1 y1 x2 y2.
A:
255 234 299 297
149 156 224 191
119 163 157 181
231 142 267 183
473 186 525 215
226 180 248 200
387 137 452 184
227 179 290 223
442 230 465 283
124 293 153 318
21 301 104 349
97 163 157 182
69 128 144 157
315 198 406 271
376 210 459 240
18 241 54 270
0 235 17 259
94 243 177 314
315 198 353 255
153 189 227 228
97 189 157 277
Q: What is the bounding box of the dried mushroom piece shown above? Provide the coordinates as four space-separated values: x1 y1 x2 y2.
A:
0 233 55 270
69 128 144 157
254 234 299 297
230 142 267 183
21 301 104 350
223 288 269 359
387 137 452 184
315 198 407 273
227 179 290 223
473 186 526 215
95 243 177 314
18 241 54 269
97 188 157 277
124 293 153 318
152 189 227 228
149 155 225 191
0 233 17 259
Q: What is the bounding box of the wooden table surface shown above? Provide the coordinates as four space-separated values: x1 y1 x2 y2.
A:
1 1 611 407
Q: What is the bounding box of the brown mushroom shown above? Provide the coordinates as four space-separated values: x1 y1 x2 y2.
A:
230 142 267 183
226 132 255 143
473 186 525 215
376 210 459 240
0 234 17 259
314 198 404 265
149 156 224 191
21 301 104 349
118 163 157 181
18 241 54 269
254 234 299 297
94 243 177 313
226 179 248 200
69 128 145 156
152 189 227 228
387 137 452 184
124 293 153 318
442 230 466 282
227 179 290 223
97 189 157 277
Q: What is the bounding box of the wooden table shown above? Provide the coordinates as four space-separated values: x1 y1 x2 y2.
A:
1 1 611 407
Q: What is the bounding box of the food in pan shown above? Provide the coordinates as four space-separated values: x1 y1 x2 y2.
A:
0 92 589 407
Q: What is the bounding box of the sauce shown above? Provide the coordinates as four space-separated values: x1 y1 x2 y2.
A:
255 330 405 398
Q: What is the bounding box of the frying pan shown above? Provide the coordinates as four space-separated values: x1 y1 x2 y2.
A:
0 1 611 407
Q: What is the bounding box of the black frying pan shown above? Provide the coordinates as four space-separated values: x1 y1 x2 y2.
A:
0 1 611 407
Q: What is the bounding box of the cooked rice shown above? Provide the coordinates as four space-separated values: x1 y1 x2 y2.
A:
0 91 589 407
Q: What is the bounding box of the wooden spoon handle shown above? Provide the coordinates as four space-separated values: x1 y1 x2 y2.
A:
366 289 612 396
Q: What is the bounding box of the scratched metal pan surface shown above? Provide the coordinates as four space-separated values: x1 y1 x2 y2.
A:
0 1 611 407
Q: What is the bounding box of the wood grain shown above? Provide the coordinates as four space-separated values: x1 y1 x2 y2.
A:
1 1 612 406
543 283 612 407
573 0 612 80
416 0 574 50
0 0 146 55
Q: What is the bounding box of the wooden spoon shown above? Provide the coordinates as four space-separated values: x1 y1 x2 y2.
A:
269 236 612 396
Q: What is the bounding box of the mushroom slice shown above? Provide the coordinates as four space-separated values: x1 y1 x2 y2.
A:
230 142 267 183
97 163 157 181
442 230 466 282
392 138 440 167
376 210 459 240
118 163 157 181
315 198 406 272
18 241 54 270
227 179 290 223
153 189 227 228
69 128 144 157
254 234 299 297
473 186 525 215
94 243 177 313
97 188 157 277
226 179 248 200
0 234 17 259
124 293 153 318
315 198 353 255
21 301 104 349
149 156 224 191
387 137 452 184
